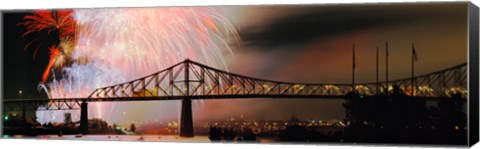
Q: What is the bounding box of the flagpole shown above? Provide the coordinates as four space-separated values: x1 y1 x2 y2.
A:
411 43 415 96
352 44 355 92
385 41 389 96
376 46 379 95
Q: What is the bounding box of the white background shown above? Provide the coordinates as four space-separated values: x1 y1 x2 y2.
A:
0 0 479 149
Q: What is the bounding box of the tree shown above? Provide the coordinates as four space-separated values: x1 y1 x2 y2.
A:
208 127 221 141
130 123 136 132
279 124 309 142
88 118 109 131
242 128 256 141
429 93 466 144
343 88 431 143
64 112 72 124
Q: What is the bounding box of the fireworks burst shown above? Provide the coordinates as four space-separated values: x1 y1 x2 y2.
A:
20 10 77 83
20 10 76 38
41 45 66 83
23 7 240 124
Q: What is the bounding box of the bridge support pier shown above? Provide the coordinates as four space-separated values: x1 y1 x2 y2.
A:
80 101 88 134
179 98 194 137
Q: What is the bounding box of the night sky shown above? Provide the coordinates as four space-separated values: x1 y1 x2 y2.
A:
201 2 468 122
3 12 59 99
2 2 469 124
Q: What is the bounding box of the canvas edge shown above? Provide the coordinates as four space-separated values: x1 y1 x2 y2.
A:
0 2 475 148
0 10 4 137
468 1 479 147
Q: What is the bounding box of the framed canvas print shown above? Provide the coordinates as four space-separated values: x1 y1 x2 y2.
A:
1 1 479 148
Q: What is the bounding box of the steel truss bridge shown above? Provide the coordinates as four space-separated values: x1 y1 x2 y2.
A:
3 59 467 137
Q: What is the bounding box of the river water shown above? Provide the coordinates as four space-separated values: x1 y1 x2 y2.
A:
47 135 211 142
4 135 275 143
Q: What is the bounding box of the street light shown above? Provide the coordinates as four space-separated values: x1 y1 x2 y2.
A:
18 90 22 99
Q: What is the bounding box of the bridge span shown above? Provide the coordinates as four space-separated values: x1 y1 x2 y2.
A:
3 59 467 137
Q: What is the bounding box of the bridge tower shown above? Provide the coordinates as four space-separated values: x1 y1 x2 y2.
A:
179 60 194 137
80 100 88 134
180 97 194 137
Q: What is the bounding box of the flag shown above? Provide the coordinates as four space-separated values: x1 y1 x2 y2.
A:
386 41 388 57
412 45 418 61
352 45 356 70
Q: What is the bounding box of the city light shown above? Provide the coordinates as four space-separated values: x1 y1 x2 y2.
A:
18 90 22 99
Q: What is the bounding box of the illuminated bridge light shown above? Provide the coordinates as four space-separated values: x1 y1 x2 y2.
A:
293 84 305 93
412 86 433 96
387 85 393 92
293 84 304 90
355 85 372 95
445 87 467 97
323 85 342 94
263 84 273 93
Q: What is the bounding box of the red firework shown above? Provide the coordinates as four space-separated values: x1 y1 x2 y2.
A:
42 45 62 83
19 10 78 83
19 10 77 38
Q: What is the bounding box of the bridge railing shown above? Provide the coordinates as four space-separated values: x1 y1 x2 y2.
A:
3 98 84 111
